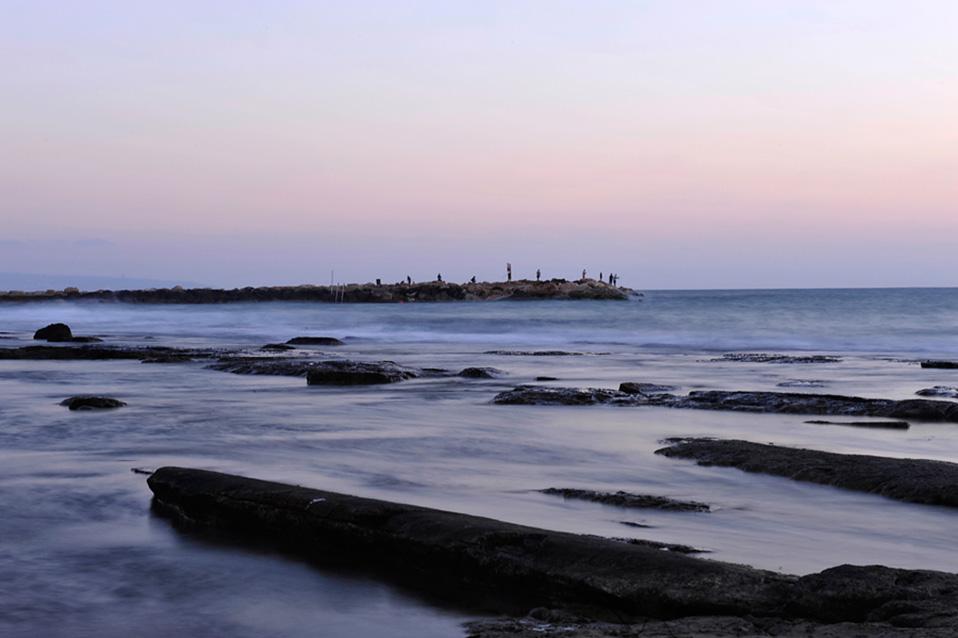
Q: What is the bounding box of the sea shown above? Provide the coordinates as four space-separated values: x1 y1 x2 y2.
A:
2 288 958 637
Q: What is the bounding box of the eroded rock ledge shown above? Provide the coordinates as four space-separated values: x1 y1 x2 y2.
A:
655 438 958 508
0 279 635 304
493 385 958 422
146 468 958 633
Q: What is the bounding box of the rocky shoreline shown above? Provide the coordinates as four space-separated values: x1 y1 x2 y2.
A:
148 467 958 636
0 279 636 303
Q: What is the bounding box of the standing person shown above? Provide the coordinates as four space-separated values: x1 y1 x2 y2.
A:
406 275 412 285
506 263 512 282
536 268 541 282
437 273 443 282
608 273 613 284
470 276 476 284
582 269 587 281
599 272 603 283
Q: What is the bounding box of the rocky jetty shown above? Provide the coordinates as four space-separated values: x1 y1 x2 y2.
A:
656 438 958 508
0 279 636 304
147 468 958 634
540 488 710 512
493 385 958 422
60 396 126 410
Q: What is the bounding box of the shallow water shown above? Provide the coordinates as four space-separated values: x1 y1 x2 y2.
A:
2 290 958 636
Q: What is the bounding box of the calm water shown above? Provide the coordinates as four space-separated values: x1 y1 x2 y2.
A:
2 288 958 637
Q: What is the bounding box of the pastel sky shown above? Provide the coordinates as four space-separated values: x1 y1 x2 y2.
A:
2 1 957 288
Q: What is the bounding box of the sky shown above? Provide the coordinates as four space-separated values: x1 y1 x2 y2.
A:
2 0 957 289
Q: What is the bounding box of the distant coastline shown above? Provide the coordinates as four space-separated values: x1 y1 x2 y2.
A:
0 279 637 304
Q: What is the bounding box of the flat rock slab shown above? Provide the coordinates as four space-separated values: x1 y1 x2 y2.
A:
459 367 503 379
207 357 317 377
540 488 710 512
485 350 586 356
917 386 958 398
286 336 345 346
805 420 909 430
493 385 958 423
147 468 958 630
656 438 958 508
712 353 842 364
60 396 126 410
619 382 677 394
0 345 210 361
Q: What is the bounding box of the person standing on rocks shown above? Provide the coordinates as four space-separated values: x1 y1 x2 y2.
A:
506 263 512 282
406 276 412 285
536 269 541 281
470 276 476 284
581 269 587 281
437 273 443 282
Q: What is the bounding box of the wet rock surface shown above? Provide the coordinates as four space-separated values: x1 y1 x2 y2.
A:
0 345 211 361
494 385 958 422
778 379 829 388
712 353 842 364
285 336 345 346
147 468 958 634
261 343 296 351
59 396 127 410
459 367 503 379
612 538 708 554
619 382 676 394
917 386 958 398
306 360 419 385
656 438 958 508
540 488 710 512
805 419 910 430
32 322 102 343
207 357 317 377
484 350 586 356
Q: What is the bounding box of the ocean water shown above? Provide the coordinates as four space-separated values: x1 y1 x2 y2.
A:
2 288 958 637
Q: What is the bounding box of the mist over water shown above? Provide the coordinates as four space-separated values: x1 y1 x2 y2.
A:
2 288 958 637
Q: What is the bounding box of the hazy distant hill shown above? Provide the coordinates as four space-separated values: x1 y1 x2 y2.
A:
0 272 200 292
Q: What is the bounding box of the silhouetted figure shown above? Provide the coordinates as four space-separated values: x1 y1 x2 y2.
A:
599 272 603 282
437 273 443 282
407 275 412 285
506 263 512 282
470 276 476 284
608 273 613 284
582 269 587 280
536 269 541 281
376 278 381 286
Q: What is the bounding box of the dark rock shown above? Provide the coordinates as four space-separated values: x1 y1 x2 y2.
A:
60 395 126 410
921 360 958 369
261 343 296 351
619 382 676 394
676 390 958 423
141 354 194 363
712 353 841 364
493 385 639 406
495 385 958 423
459 367 502 379
535 376 559 381
805 420 910 430
777 379 829 388
148 468 958 632
656 438 958 508
485 350 585 356
541 488 710 512
619 521 654 529
916 386 958 398
0 345 184 361
286 336 345 346
306 360 418 385
34 323 73 341
131 467 154 475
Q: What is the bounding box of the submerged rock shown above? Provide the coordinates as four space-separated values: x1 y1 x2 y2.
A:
712 353 841 364
485 350 585 356
493 385 638 406
261 343 295 351
0 345 202 361
60 396 126 410
33 323 73 341
207 357 316 377
148 467 958 633
535 376 559 381
459 367 502 379
306 360 418 385
921 360 958 369
540 488 710 512
612 538 709 554
286 336 345 346
917 386 958 398
777 379 829 388
656 438 958 508
804 419 910 430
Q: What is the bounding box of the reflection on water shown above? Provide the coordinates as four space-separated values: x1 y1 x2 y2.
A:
2 291 958 636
